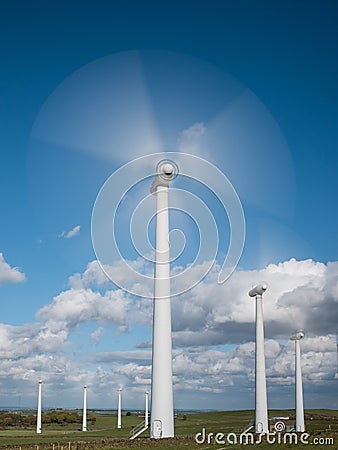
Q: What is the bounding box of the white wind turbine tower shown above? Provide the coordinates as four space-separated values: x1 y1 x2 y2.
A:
290 331 305 432
82 385 87 432
150 162 175 439
117 387 122 429
145 390 149 428
36 380 42 434
249 283 269 434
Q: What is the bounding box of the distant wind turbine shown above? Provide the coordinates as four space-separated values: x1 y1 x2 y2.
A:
82 385 87 432
249 283 268 434
290 331 305 432
36 380 42 434
117 387 122 429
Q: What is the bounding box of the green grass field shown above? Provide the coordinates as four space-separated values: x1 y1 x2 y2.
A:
0 409 337 449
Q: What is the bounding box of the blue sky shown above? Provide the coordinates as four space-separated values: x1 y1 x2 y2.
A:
0 1 337 411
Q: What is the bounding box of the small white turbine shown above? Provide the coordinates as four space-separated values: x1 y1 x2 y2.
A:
82 384 87 432
117 387 122 429
249 283 268 434
290 331 305 432
150 162 175 439
36 380 42 434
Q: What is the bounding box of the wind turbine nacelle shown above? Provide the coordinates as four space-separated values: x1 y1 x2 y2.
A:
248 283 268 297
150 162 176 194
290 330 305 341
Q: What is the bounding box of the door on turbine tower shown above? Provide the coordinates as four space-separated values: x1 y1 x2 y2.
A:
152 420 162 438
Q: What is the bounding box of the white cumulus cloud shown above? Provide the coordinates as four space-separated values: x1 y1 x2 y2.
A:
37 287 132 330
171 258 338 345
59 225 81 239
89 327 104 345
0 253 26 285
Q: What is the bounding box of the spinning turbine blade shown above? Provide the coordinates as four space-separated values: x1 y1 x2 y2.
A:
31 51 163 163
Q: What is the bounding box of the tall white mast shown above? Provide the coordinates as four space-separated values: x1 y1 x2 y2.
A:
249 284 268 433
291 331 305 432
36 380 42 434
117 387 122 429
82 384 87 432
150 162 175 438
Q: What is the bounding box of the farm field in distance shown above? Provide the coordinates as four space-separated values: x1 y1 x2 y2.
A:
0 409 336 449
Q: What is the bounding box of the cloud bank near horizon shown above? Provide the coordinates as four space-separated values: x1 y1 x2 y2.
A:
0 256 336 409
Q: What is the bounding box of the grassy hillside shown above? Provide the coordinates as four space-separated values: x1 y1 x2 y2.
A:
0 409 336 449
